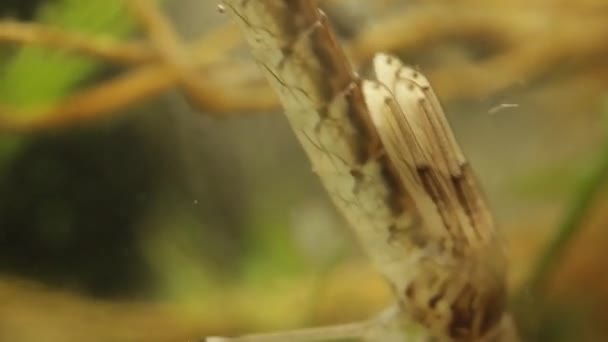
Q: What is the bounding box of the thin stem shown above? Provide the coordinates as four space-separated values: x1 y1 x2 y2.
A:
206 305 402 342
206 321 371 342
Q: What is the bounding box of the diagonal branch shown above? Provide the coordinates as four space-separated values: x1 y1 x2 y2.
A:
126 0 234 113
0 20 155 65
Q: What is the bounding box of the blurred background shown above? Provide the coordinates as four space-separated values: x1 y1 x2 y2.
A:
0 0 607 341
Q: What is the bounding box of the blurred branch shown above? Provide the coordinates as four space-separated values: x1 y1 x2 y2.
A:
0 20 154 64
349 4 608 101
0 1 607 133
0 1 256 132
126 0 237 113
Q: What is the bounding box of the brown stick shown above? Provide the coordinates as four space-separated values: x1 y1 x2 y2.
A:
0 20 155 64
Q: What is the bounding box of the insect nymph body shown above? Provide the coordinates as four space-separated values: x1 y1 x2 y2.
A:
363 54 508 341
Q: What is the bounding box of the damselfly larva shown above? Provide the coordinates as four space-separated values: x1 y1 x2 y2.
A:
363 54 508 341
